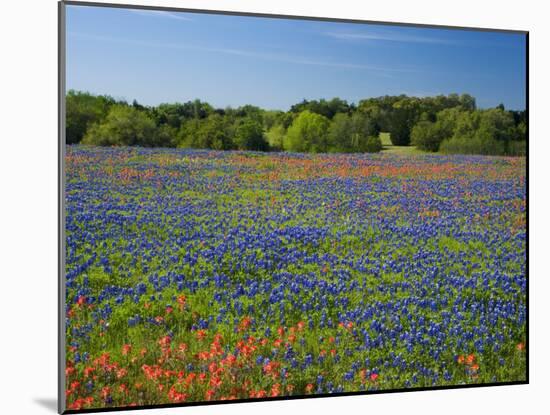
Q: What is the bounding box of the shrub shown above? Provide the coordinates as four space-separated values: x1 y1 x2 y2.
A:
66 90 115 144
234 118 268 151
411 121 446 152
284 111 330 153
506 140 527 156
82 105 157 147
364 135 383 153
265 124 286 151
439 134 505 156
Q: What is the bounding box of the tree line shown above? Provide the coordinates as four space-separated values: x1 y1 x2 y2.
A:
67 90 526 156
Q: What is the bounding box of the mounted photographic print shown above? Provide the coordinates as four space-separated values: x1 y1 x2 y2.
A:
59 1 528 413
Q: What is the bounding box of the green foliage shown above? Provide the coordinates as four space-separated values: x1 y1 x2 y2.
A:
439 134 505 156
478 108 516 143
411 121 447 152
234 105 264 124
358 93 477 147
290 97 352 119
350 112 381 151
176 119 201 148
154 124 179 148
328 112 380 152
152 103 189 129
66 90 117 144
67 90 525 156
284 110 330 153
458 93 477 111
438 108 525 156
507 140 527 156
82 105 157 147
265 124 286 151
410 106 526 155
364 135 383 153
262 110 285 130
178 114 234 150
387 99 419 146
327 113 353 152
234 118 268 151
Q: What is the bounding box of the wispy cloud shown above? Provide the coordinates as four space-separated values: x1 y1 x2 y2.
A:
207 46 418 74
325 30 457 45
68 32 421 76
128 9 192 21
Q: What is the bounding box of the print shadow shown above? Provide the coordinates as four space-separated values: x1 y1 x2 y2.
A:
34 398 57 413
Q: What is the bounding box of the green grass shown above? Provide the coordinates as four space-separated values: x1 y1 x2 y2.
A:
379 132 426 155
380 132 392 146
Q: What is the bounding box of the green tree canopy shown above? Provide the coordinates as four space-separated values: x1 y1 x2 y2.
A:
327 112 380 152
234 118 268 151
68 90 525 156
284 110 330 153
178 114 234 150
66 90 117 144
364 135 383 153
82 105 157 147
265 124 286 151
411 121 446 152
290 98 352 119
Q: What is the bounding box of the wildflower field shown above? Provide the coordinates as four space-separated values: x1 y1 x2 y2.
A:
64 146 526 410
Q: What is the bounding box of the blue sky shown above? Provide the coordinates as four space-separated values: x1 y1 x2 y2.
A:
66 5 526 110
